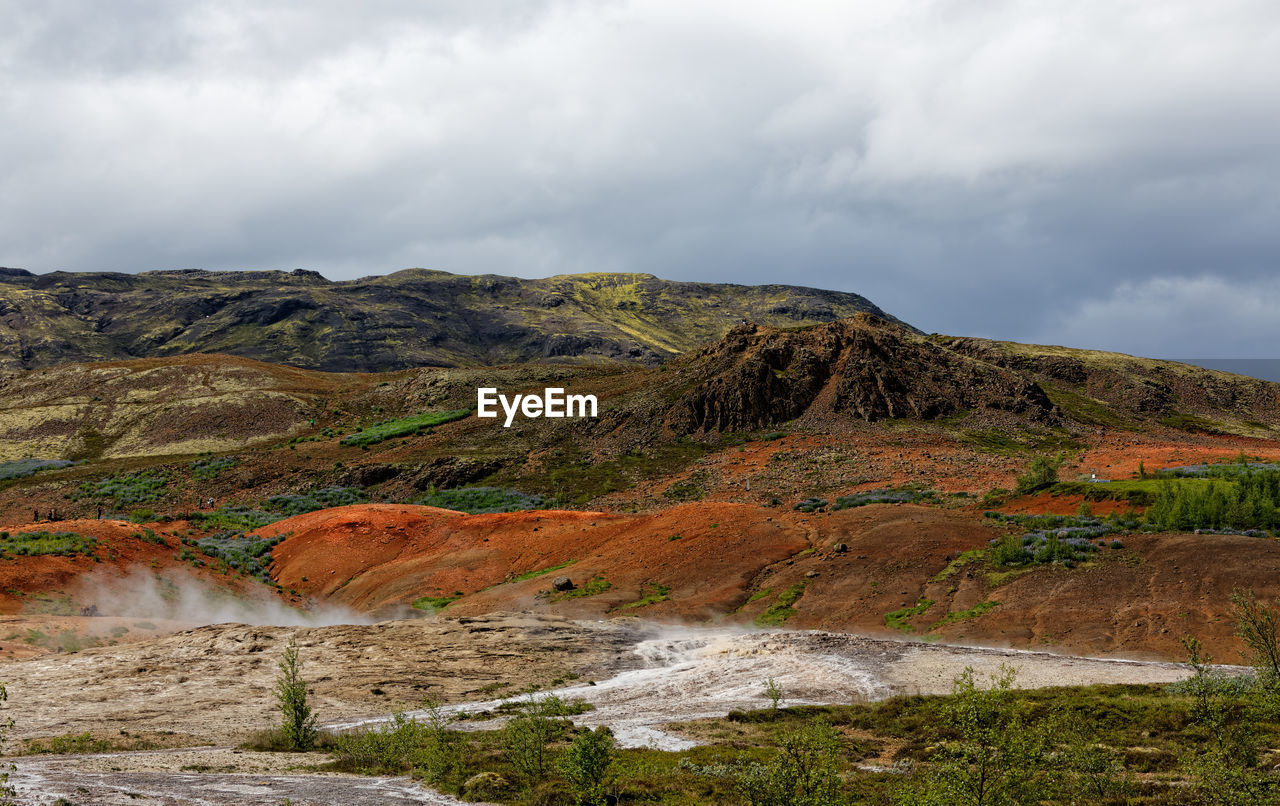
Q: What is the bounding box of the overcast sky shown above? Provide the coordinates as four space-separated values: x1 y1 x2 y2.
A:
2 1 1278 358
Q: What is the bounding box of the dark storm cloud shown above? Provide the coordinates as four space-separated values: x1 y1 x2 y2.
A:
1 1 1278 358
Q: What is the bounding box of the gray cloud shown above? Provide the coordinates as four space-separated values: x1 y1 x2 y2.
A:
1 0 1278 357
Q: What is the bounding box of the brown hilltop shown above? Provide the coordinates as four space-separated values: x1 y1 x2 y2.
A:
654 316 1055 433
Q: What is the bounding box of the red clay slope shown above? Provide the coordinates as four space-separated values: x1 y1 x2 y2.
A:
264 503 809 619
265 503 1280 661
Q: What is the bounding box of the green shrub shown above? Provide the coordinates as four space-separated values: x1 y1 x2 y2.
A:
0 531 97 559
275 639 317 751
415 486 548 514
190 455 238 480
1014 455 1062 495
0 458 72 482
75 472 168 508
562 726 616 805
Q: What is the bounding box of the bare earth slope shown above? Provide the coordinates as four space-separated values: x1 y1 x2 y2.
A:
263 503 1280 661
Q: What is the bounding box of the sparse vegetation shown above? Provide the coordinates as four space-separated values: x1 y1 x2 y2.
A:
412 595 459 612
551 575 611 601
619 582 670 610
755 583 806 627
0 530 97 559
885 599 934 633
74 471 167 509
833 487 936 510
340 410 471 447
0 458 72 482
189 455 238 480
415 486 548 513
191 531 283 581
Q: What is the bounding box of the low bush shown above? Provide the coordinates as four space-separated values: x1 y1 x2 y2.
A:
190 455 238 480
74 472 167 509
415 486 548 514
833 487 936 510
0 458 72 482
0 531 98 559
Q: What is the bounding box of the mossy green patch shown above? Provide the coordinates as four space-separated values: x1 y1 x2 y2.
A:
929 601 999 630
754 583 806 627
884 599 934 633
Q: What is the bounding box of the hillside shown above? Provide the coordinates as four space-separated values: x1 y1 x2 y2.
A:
0 267 906 372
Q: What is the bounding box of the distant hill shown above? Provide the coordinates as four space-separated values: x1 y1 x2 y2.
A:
0 267 908 372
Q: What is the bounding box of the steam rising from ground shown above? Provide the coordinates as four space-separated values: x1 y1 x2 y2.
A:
71 566 371 627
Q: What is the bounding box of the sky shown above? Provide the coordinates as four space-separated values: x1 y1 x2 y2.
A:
2 1 1278 358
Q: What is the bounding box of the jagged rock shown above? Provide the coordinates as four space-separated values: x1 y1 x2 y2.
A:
663 314 1056 432
552 577 575 592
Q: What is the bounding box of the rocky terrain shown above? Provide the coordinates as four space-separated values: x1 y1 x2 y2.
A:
0 268 905 372
3 304 1280 802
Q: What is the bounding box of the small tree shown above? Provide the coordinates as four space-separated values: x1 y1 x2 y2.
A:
764 678 784 712
504 694 566 786
1231 589 1280 681
1014 455 1061 496
275 638 318 751
418 697 462 783
562 726 615 805
1178 635 1273 804
895 665 1052 806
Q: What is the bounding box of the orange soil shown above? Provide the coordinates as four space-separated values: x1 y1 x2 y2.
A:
0 519 286 615
265 502 1280 661
265 503 809 620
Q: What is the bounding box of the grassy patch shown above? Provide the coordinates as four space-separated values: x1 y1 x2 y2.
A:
509 559 575 583
1041 384 1134 429
930 549 987 582
619 582 671 610
341 410 471 447
550 574 611 601
0 530 98 559
1159 411 1229 434
958 427 1085 454
884 599 934 633
412 595 460 612
929 601 999 630
754 583 805 627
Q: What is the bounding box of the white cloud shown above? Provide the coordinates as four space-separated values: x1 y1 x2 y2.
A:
0 0 1278 355
1038 275 1280 358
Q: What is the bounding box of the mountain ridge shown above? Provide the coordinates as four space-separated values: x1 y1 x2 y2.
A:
0 267 910 372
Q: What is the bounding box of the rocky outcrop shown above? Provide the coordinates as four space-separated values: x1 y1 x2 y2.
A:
662 316 1055 432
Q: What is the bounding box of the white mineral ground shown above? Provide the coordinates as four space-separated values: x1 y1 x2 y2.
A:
4 616 1206 805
